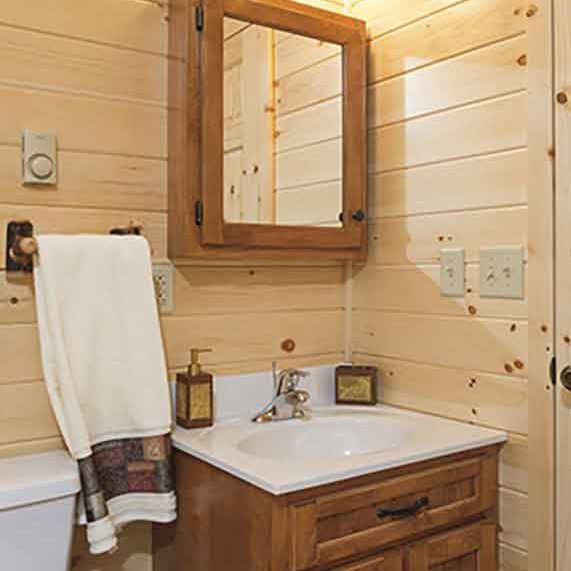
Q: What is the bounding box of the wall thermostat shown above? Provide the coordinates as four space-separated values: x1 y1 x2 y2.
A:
22 130 57 185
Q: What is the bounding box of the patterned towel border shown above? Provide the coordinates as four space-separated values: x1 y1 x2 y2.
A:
78 434 174 527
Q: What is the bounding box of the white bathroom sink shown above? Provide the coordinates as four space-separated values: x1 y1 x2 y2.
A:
237 411 410 460
173 405 507 495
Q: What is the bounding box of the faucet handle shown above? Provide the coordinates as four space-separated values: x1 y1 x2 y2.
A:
278 368 309 392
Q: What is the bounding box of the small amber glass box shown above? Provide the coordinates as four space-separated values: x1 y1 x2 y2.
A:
335 365 378 405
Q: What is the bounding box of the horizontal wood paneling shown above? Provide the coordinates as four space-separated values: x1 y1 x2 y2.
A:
274 32 343 225
353 0 461 39
354 311 527 378
0 265 345 324
0 86 166 159
276 97 342 152
368 207 528 266
499 488 528 550
370 150 527 218
499 433 528 493
173 266 345 315
0 273 35 324
0 24 165 103
354 0 530 563
0 147 166 212
353 354 528 433
0 309 344 385
368 0 525 82
276 35 341 80
370 93 526 173
276 138 342 189
354 264 527 319
0 382 59 445
369 35 526 127
500 543 529 571
0 0 167 54
276 182 342 225
163 309 344 371
276 56 342 115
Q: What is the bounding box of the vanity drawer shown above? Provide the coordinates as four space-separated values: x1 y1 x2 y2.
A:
334 550 403 571
289 454 496 571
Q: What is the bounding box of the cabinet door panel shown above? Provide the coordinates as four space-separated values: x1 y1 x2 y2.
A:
406 522 496 571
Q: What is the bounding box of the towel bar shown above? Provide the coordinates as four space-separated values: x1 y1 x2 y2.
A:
6 220 145 273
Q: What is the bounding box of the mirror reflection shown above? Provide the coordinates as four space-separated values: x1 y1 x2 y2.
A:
223 17 343 227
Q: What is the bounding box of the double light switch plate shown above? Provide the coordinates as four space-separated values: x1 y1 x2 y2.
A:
480 246 524 299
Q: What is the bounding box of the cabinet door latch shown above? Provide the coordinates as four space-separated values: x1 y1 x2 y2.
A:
196 6 204 31
195 200 204 226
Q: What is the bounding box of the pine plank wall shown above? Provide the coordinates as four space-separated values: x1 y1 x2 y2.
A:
0 0 530 570
351 0 529 569
0 0 346 569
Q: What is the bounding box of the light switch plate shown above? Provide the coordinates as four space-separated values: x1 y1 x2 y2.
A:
440 249 465 297
480 246 524 299
22 130 57 185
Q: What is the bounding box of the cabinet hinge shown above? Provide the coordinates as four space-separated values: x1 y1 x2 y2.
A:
195 200 204 226
195 6 204 31
550 355 557 386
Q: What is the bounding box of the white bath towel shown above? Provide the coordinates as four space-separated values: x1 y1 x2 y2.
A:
33 235 176 555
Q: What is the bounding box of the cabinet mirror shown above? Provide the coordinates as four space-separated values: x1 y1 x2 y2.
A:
169 0 367 259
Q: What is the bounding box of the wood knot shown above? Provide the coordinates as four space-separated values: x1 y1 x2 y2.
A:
525 4 538 17
281 338 296 353
517 54 527 66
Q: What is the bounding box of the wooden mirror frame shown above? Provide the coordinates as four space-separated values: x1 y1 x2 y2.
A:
168 0 367 261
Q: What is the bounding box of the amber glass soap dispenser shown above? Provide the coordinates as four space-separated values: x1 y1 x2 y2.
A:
176 348 213 429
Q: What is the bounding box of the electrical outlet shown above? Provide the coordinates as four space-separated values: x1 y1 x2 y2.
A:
152 263 174 314
480 246 524 299
440 249 465 297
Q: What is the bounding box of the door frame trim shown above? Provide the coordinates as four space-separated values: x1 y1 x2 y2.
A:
528 0 556 569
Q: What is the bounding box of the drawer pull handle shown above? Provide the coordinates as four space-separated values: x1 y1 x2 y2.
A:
377 496 429 519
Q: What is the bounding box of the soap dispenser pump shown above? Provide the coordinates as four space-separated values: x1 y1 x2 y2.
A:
176 348 214 429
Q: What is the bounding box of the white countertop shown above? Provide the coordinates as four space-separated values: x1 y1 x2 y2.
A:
172 405 507 495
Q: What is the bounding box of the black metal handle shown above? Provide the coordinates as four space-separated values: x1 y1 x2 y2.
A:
377 496 429 519
561 366 571 391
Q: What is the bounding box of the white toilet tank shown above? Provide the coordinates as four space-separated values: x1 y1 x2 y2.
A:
0 450 80 571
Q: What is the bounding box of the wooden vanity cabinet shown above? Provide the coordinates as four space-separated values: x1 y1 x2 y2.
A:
154 444 501 571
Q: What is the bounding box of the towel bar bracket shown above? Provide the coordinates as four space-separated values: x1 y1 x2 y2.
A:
6 220 35 273
6 219 145 274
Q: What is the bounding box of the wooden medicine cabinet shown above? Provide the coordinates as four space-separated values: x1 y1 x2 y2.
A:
168 0 367 261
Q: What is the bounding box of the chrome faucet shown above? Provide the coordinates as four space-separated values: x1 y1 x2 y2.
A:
251 366 311 422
